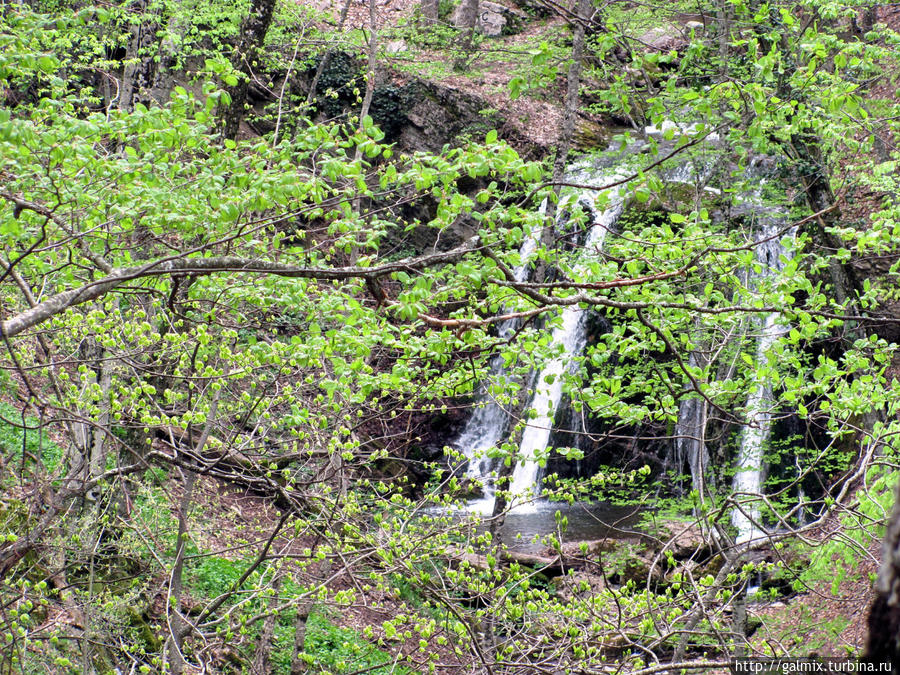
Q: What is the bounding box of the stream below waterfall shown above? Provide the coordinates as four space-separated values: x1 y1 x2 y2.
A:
480 501 646 554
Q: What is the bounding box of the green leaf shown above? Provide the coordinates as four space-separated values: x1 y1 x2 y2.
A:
37 56 57 73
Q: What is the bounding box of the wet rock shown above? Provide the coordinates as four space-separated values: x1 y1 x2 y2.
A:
618 551 664 585
573 117 612 150
647 521 716 559
558 537 641 561
629 177 703 214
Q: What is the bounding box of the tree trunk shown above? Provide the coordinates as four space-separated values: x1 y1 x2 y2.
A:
306 0 353 107
865 478 900 671
453 0 479 71
166 388 221 674
357 0 378 131
148 9 187 106
347 0 379 266
90 349 112 483
120 0 168 112
790 134 862 305
166 468 196 675
537 0 588 284
290 600 313 674
75 334 111 497
221 0 277 141
420 0 439 26
250 574 285 674
551 0 588 191
716 0 731 81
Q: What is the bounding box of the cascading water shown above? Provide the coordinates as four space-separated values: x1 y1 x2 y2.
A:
673 353 712 502
508 177 628 511
731 211 794 545
666 161 715 503
451 224 541 513
451 163 629 513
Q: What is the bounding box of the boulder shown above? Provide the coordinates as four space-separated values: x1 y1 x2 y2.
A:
509 0 553 17
451 0 526 37
573 117 612 150
618 552 664 585
558 537 641 561
637 26 685 52
552 571 607 602
683 20 705 34
665 553 725 585
384 39 408 54
658 522 715 559
398 78 545 155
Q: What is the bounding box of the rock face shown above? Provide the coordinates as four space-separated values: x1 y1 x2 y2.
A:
384 39 407 54
451 0 526 36
396 78 546 156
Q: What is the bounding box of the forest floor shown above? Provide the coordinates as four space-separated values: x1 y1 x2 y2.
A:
187 471 882 662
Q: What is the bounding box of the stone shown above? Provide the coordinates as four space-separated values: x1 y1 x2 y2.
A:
558 537 640 560
653 521 716 559
551 571 607 602
385 39 407 54
638 26 684 52
618 552 664 585
573 117 612 150
451 0 526 37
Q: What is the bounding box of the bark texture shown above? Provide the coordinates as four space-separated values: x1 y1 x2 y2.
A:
537 0 588 284
453 0 479 70
250 574 285 674
221 0 277 140
120 0 168 111
420 0 439 25
290 600 313 674
865 478 900 671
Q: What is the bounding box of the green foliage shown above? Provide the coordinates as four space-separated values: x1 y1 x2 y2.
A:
0 402 63 476
801 467 898 594
300 612 414 675
2 0 900 671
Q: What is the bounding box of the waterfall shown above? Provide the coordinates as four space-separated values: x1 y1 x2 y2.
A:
674 353 712 502
731 212 794 545
451 158 630 514
508 184 627 511
451 221 541 513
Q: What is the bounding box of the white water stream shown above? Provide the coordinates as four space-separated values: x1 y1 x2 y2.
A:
731 213 794 545
452 166 629 514
452 223 541 514
508 178 627 512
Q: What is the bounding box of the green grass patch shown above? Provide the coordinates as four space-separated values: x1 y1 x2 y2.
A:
187 555 411 673
0 401 64 475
